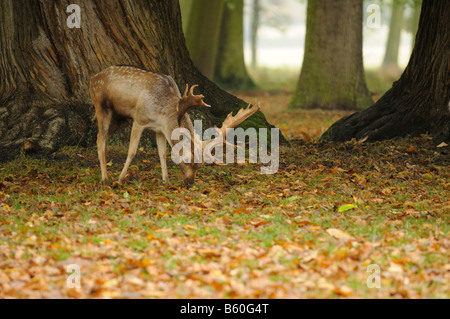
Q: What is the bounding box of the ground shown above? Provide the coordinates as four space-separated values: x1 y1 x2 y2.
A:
0 89 448 299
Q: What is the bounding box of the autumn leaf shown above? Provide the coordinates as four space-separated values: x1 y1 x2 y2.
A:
388 262 404 274
232 207 250 214
337 204 357 212
299 131 312 142
333 285 353 296
0 91 447 299
293 219 319 227
326 228 354 241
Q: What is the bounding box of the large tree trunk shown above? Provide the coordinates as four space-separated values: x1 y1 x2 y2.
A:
289 0 372 110
214 0 255 90
0 0 282 161
382 1 405 71
185 0 225 80
322 0 449 143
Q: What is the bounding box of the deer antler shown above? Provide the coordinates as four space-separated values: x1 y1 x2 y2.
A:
177 84 210 125
218 103 260 139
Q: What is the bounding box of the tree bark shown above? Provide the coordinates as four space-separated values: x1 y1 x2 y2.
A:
289 0 372 110
185 0 225 80
214 0 255 90
0 0 283 161
322 0 450 143
382 1 405 70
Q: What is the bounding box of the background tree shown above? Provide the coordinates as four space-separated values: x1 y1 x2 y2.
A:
0 0 280 161
248 0 294 69
381 0 405 72
408 0 422 47
185 0 226 80
179 0 194 34
250 0 261 68
289 0 372 110
214 0 255 90
322 0 449 143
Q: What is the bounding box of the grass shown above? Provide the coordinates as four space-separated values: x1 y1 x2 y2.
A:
246 65 401 104
0 85 448 298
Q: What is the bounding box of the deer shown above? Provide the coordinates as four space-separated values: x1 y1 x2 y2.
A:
89 66 259 188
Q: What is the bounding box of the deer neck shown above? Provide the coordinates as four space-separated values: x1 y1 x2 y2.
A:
166 113 195 148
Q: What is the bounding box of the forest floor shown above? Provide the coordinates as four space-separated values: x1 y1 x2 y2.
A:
0 91 449 299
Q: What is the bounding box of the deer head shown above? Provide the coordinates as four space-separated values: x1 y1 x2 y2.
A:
174 84 211 187
175 86 261 187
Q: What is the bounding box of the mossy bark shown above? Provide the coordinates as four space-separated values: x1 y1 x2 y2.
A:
382 1 405 70
0 0 285 162
289 0 372 111
322 0 450 144
185 0 225 80
214 0 255 91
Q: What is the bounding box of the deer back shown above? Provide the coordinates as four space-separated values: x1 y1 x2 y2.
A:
90 66 181 128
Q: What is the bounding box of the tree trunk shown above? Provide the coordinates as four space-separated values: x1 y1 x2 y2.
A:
382 1 405 70
250 0 260 69
185 0 225 80
289 0 372 110
214 0 255 90
322 0 450 144
0 0 283 161
179 0 194 34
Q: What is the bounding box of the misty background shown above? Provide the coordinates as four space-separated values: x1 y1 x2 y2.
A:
242 0 415 68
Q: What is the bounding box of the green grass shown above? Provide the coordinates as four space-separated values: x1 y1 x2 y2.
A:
246 66 400 98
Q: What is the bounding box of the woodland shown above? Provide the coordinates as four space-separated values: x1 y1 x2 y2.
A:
0 0 448 299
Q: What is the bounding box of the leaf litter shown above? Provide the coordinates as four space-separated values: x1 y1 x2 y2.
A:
0 92 449 299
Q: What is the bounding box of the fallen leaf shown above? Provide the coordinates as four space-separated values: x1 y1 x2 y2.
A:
294 219 319 227
406 147 417 154
232 207 250 214
333 285 353 296
299 131 312 142
326 228 354 241
388 262 404 274
338 204 357 213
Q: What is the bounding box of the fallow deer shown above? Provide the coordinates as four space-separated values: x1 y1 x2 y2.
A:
89 66 259 187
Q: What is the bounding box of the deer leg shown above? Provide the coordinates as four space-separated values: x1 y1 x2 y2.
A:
118 121 144 183
156 133 170 185
96 109 113 183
